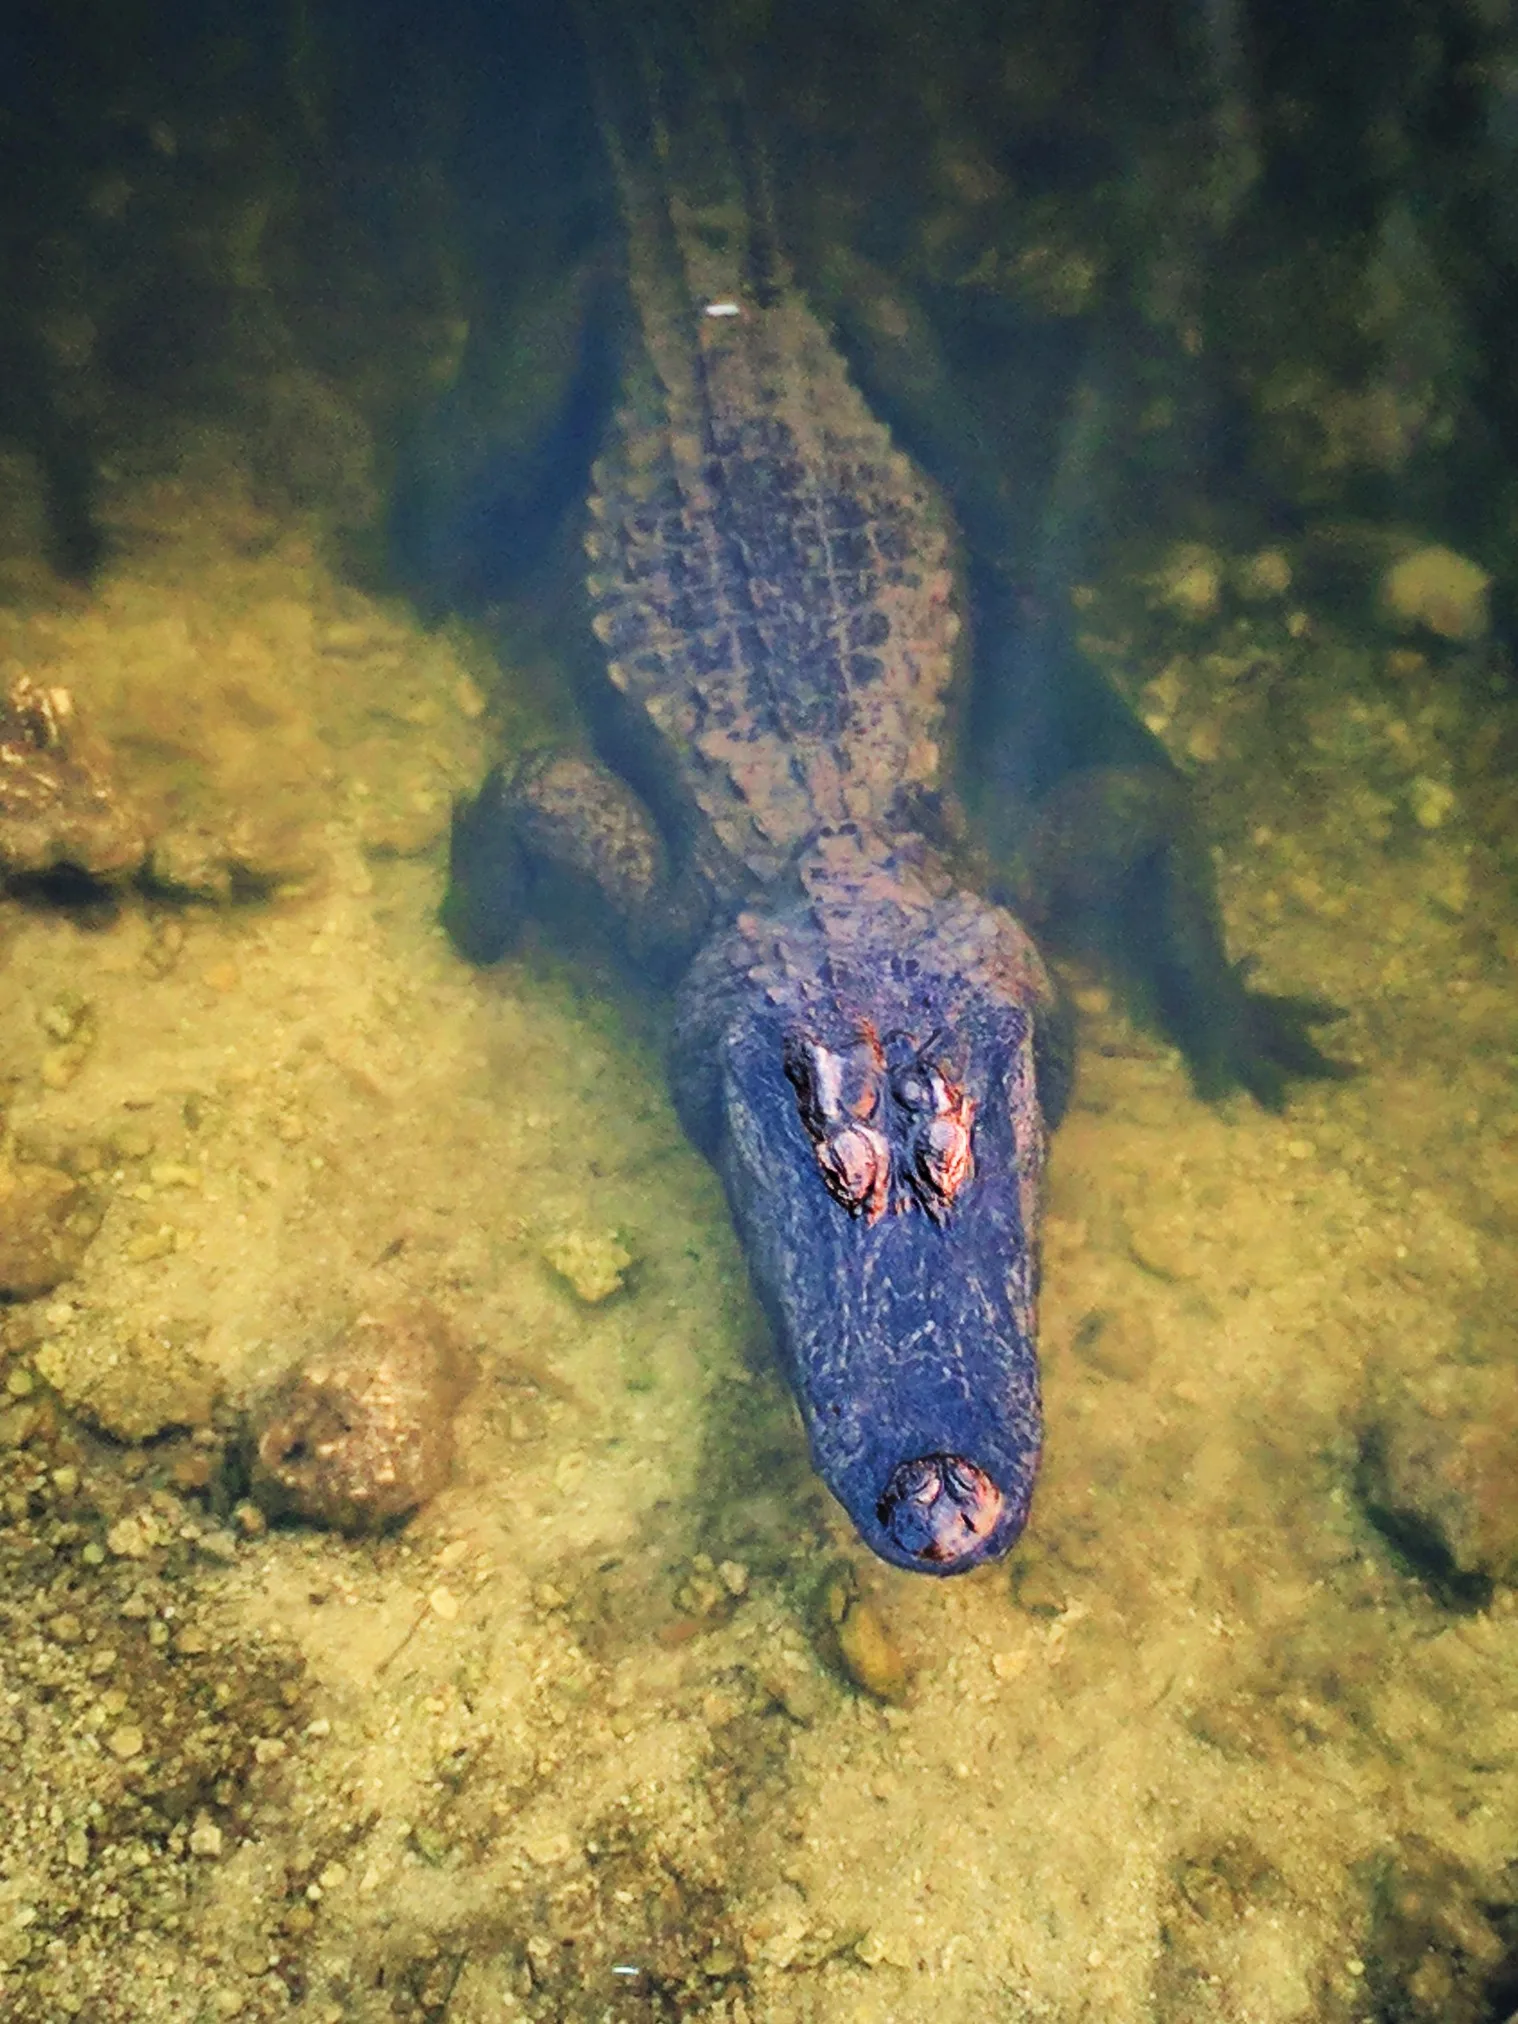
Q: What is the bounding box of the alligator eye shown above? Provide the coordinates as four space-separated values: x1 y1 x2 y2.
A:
787 1030 884 1141
784 1038 841 1139
817 1121 891 1222
916 1111 973 1206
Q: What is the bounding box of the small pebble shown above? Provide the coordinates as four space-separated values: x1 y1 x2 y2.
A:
40 993 91 1043
0 1402 42 1448
123 1227 181 1264
1151 544 1222 621
171 1451 215 1492
106 1516 151 1559
1408 777 1456 831
1235 548 1292 601
541 1228 634 1304
835 1596 912 1705
1126 1216 1198 1282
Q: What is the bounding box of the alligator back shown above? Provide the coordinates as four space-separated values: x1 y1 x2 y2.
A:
579 6 963 889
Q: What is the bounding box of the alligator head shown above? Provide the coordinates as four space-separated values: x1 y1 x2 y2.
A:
710 992 1046 1575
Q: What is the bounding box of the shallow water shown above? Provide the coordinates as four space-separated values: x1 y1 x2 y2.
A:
2 6 1518 2022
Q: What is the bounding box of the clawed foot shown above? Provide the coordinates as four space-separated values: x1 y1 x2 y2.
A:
1196 963 1352 1110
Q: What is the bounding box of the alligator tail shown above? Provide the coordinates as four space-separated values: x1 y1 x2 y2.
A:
569 0 788 330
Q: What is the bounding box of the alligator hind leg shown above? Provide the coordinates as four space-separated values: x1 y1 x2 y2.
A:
442 751 712 979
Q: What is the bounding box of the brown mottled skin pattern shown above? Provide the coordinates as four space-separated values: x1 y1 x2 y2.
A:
584 270 965 894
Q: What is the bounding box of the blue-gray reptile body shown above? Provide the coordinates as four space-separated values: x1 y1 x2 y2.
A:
570 50 1053 1569
440 8 1338 1572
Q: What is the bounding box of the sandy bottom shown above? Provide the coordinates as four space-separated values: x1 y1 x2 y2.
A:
0 450 1514 2024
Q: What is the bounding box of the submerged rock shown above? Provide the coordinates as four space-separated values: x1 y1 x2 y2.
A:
1366 1839 1509 2024
835 1593 912 1704
0 1159 104 1298
249 1305 474 1534
0 675 146 880
35 1322 216 1442
1359 1365 1518 1592
1380 544 1490 642
820 1566 912 1704
541 1226 634 1305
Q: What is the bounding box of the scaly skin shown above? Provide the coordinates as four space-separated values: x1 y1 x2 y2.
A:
558 31 1066 1573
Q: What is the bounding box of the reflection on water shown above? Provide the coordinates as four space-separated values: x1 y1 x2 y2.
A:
0 3 1516 2020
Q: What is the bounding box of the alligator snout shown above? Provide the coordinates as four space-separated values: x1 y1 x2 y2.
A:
678 903 1051 1576
876 1454 1005 1567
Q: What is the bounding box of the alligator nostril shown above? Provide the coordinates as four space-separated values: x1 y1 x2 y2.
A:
877 1453 1003 1567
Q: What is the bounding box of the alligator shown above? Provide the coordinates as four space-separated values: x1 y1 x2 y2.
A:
439 5 1340 1574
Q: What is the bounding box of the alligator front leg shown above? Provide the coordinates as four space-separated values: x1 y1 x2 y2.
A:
441 750 713 978
1006 760 1346 1107
962 577 1349 1104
